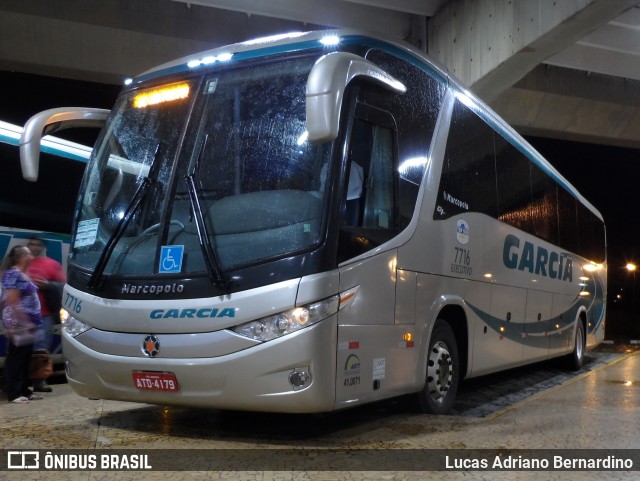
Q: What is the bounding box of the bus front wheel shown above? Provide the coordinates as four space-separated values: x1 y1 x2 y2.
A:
418 319 459 415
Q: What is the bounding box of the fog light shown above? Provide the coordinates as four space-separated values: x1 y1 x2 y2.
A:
289 370 311 390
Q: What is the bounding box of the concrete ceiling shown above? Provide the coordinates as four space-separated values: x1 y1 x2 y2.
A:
1 0 639 148
489 2 640 149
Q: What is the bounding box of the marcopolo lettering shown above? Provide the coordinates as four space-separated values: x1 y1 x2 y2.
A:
150 308 236 319
122 283 184 295
503 234 573 282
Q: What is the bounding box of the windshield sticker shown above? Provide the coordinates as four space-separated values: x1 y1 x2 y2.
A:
159 245 184 274
204 78 218 95
75 218 99 248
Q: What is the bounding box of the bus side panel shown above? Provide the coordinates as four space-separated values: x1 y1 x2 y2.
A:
399 205 534 378
337 250 397 326
471 284 526 376
399 208 592 379
336 249 420 407
414 273 490 382
334 324 420 409
523 288 553 364
588 300 606 348
586 269 607 348
549 293 577 358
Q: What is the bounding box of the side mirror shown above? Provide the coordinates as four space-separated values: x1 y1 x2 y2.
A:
20 107 110 181
306 52 406 143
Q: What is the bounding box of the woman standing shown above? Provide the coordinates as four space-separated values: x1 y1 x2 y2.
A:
1 245 43 404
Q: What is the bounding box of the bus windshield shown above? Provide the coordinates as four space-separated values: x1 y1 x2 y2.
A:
70 55 331 278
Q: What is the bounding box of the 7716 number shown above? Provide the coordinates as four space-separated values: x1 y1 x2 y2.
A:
64 292 82 314
454 247 471 266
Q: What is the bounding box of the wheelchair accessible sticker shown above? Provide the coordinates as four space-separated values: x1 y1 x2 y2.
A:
159 245 184 273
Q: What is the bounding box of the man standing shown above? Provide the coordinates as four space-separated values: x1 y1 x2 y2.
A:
26 236 65 392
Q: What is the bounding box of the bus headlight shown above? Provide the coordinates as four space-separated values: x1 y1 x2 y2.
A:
231 295 339 342
62 314 93 338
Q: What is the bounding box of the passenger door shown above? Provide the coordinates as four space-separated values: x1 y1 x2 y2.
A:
335 104 402 406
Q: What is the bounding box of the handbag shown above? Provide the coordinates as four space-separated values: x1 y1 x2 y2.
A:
3 305 37 347
8 328 35 347
29 351 53 379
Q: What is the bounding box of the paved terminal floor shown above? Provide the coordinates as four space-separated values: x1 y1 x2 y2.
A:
1 347 639 481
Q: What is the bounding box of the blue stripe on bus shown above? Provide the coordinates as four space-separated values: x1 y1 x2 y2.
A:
466 300 597 348
40 144 89 163
0 131 19 147
1 129 90 163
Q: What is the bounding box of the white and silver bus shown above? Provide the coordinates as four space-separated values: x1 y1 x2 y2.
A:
19 30 606 414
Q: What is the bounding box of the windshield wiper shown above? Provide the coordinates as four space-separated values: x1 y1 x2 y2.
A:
185 135 231 290
87 144 162 291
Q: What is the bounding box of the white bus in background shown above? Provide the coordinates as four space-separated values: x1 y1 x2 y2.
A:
19 30 606 414
0 120 90 366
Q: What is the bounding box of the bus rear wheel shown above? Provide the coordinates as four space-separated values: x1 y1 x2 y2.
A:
563 321 585 371
418 319 459 415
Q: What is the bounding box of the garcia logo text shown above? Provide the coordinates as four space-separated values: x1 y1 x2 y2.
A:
503 234 572 282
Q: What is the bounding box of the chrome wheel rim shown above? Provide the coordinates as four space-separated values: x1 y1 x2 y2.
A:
427 340 453 404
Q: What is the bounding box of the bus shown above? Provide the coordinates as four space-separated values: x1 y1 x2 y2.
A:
18 30 606 414
0 120 90 366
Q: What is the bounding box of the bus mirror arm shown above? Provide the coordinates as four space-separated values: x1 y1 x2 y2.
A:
20 107 110 181
305 52 406 144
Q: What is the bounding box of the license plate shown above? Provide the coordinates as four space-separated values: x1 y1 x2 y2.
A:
132 371 179 392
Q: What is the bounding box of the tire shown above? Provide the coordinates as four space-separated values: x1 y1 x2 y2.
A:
563 321 586 371
418 319 459 415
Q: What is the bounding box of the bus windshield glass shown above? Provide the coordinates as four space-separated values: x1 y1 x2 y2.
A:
70 55 331 278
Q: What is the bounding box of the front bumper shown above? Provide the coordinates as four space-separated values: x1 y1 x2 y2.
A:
63 314 338 413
